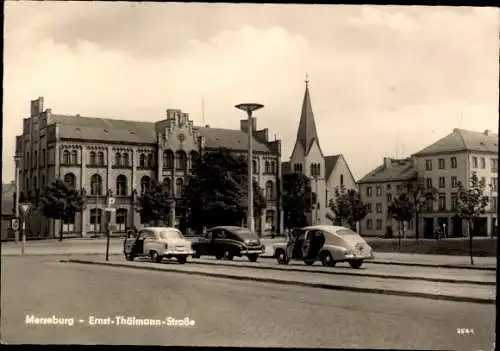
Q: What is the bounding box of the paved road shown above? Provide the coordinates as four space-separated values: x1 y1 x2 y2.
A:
1 256 494 349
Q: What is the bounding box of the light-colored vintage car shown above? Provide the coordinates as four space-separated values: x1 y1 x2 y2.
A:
273 225 374 269
123 227 194 264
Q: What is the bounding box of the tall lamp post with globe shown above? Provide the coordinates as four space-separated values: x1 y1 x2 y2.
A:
235 103 264 233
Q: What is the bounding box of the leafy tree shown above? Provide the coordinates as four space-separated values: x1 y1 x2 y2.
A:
138 180 174 226
282 172 316 228
388 192 415 249
326 185 368 231
456 172 489 265
38 179 86 241
402 178 437 241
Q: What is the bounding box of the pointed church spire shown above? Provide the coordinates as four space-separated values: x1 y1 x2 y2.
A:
296 75 320 155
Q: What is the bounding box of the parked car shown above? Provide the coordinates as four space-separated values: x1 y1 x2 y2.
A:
123 227 194 264
191 226 265 262
273 225 374 269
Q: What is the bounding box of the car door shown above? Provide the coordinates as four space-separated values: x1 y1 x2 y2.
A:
301 230 312 258
142 230 156 255
212 229 227 253
133 230 147 255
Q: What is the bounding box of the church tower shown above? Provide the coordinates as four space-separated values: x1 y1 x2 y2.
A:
289 76 327 225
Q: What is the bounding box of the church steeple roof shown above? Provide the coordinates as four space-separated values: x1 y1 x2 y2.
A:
296 75 320 155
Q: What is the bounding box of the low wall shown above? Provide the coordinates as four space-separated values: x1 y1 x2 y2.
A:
367 238 497 257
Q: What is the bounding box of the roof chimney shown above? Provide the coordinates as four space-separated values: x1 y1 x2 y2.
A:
383 157 392 169
484 129 491 136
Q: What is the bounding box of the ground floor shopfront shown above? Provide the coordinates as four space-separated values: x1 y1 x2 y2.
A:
420 212 497 238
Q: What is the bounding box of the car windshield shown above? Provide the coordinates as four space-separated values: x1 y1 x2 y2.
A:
234 230 259 240
159 230 184 240
336 229 358 236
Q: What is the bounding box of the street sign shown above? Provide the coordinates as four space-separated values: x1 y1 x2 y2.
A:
104 208 116 212
20 203 31 214
11 218 19 231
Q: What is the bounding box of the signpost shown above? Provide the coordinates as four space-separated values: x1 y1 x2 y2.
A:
105 197 115 261
19 203 32 255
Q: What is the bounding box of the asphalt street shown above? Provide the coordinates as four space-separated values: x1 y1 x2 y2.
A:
1 256 495 349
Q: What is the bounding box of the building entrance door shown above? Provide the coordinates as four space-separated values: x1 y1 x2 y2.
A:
423 218 434 239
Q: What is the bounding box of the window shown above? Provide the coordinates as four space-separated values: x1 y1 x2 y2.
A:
396 185 402 193
122 153 129 167
163 150 174 169
408 219 414 230
141 176 151 195
451 157 457 169
115 152 122 166
480 157 486 169
491 178 497 191
189 151 199 171
265 181 274 201
26 178 30 191
116 209 127 232
267 161 271 174
90 209 103 232
176 151 187 170
98 151 105 165
116 175 127 196
425 160 432 171
438 158 445 169
63 213 75 233
366 219 373 230
480 177 486 187
451 176 458 188
71 150 78 164
426 178 433 188
492 197 497 211
270 161 276 174
376 219 383 230
90 151 96 165
26 152 30 169
375 186 382 196
41 175 45 188
366 203 372 213
90 174 102 195
426 198 433 212
41 149 46 167
64 173 76 188
492 158 498 172
386 184 391 190
63 150 70 164
366 186 372 197
451 193 458 210
438 193 446 211
147 153 154 168
472 157 478 168
34 151 38 168
175 178 183 198
163 178 171 195
438 177 445 188
376 203 382 213
340 174 344 186
386 193 392 202
33 177 37 190
252 160 258 174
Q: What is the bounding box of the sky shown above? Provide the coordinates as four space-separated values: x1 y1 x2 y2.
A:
3 3 499 183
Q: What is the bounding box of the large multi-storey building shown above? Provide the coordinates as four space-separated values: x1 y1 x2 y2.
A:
15 97 282 239
282 79 357 225
359 128 498 238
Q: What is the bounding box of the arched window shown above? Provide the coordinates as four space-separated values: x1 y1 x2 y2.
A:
63 150 70 165
252 159 258 174
163 150 174 169
34 151 38 168
98 151 105 165
122 153 129 167
310 164 314 176
89 151 96 165
90 174 102 195
175 178 183 198
90 209 103 232
71 150 78 164
141 176 151 195
115 152 122 166
147 154 154 168
340 174 344 186
176 151 187 170
42 149 46 167
163 177 172 195
64 173 76 188
189 151 199 171
139 153 146 168
116 208 128 232
270 161 276 174
265 181 274 200
265 161 270 174
116 175 127 196
33 176 37 190
41 175 45 189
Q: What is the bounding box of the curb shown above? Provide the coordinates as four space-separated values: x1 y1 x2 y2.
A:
63 259 496 305
259 255 497 271
187 260 495 286
1 253 122 257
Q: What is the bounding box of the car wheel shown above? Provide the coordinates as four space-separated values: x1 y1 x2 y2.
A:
215 253 223 260
125 254 135 261
150 251 162 263
247 254 259 262
177 256 187 264
320 252 335 267
223 249 234 261
276 249 286 264
304 260 315 266
349 260 363 269
192 251 200 258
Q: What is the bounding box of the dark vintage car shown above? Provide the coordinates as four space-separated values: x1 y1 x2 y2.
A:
191 226 265 262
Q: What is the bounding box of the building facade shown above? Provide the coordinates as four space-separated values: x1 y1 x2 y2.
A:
15 97 282 239
282 80 357 226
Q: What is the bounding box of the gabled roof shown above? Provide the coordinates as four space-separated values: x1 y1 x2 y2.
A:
50 113 273 153
295 81 321 155
413 128 498 156
358 158 417 184
325 155 340 180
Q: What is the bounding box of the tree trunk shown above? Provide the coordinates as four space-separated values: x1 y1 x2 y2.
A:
415 211 420 242
398 221 402 251
469 220 474 265
59 218 63 242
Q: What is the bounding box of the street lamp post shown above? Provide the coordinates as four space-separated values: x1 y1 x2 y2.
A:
235 103 264 233
14 154 22 243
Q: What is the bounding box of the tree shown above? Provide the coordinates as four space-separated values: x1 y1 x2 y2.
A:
326 185 368 231
456 172 489 265
138 180 174 226
282 172 317 229
403 178 437 241
388 192 415 249
38 179 86 241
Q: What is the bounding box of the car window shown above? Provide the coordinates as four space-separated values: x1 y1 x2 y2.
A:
143 231 156 240
205 231 213 240
138 230 148 239
159 229 183 240
213 230 226 239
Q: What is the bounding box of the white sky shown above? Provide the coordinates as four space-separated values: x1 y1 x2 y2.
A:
3 3 499 183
